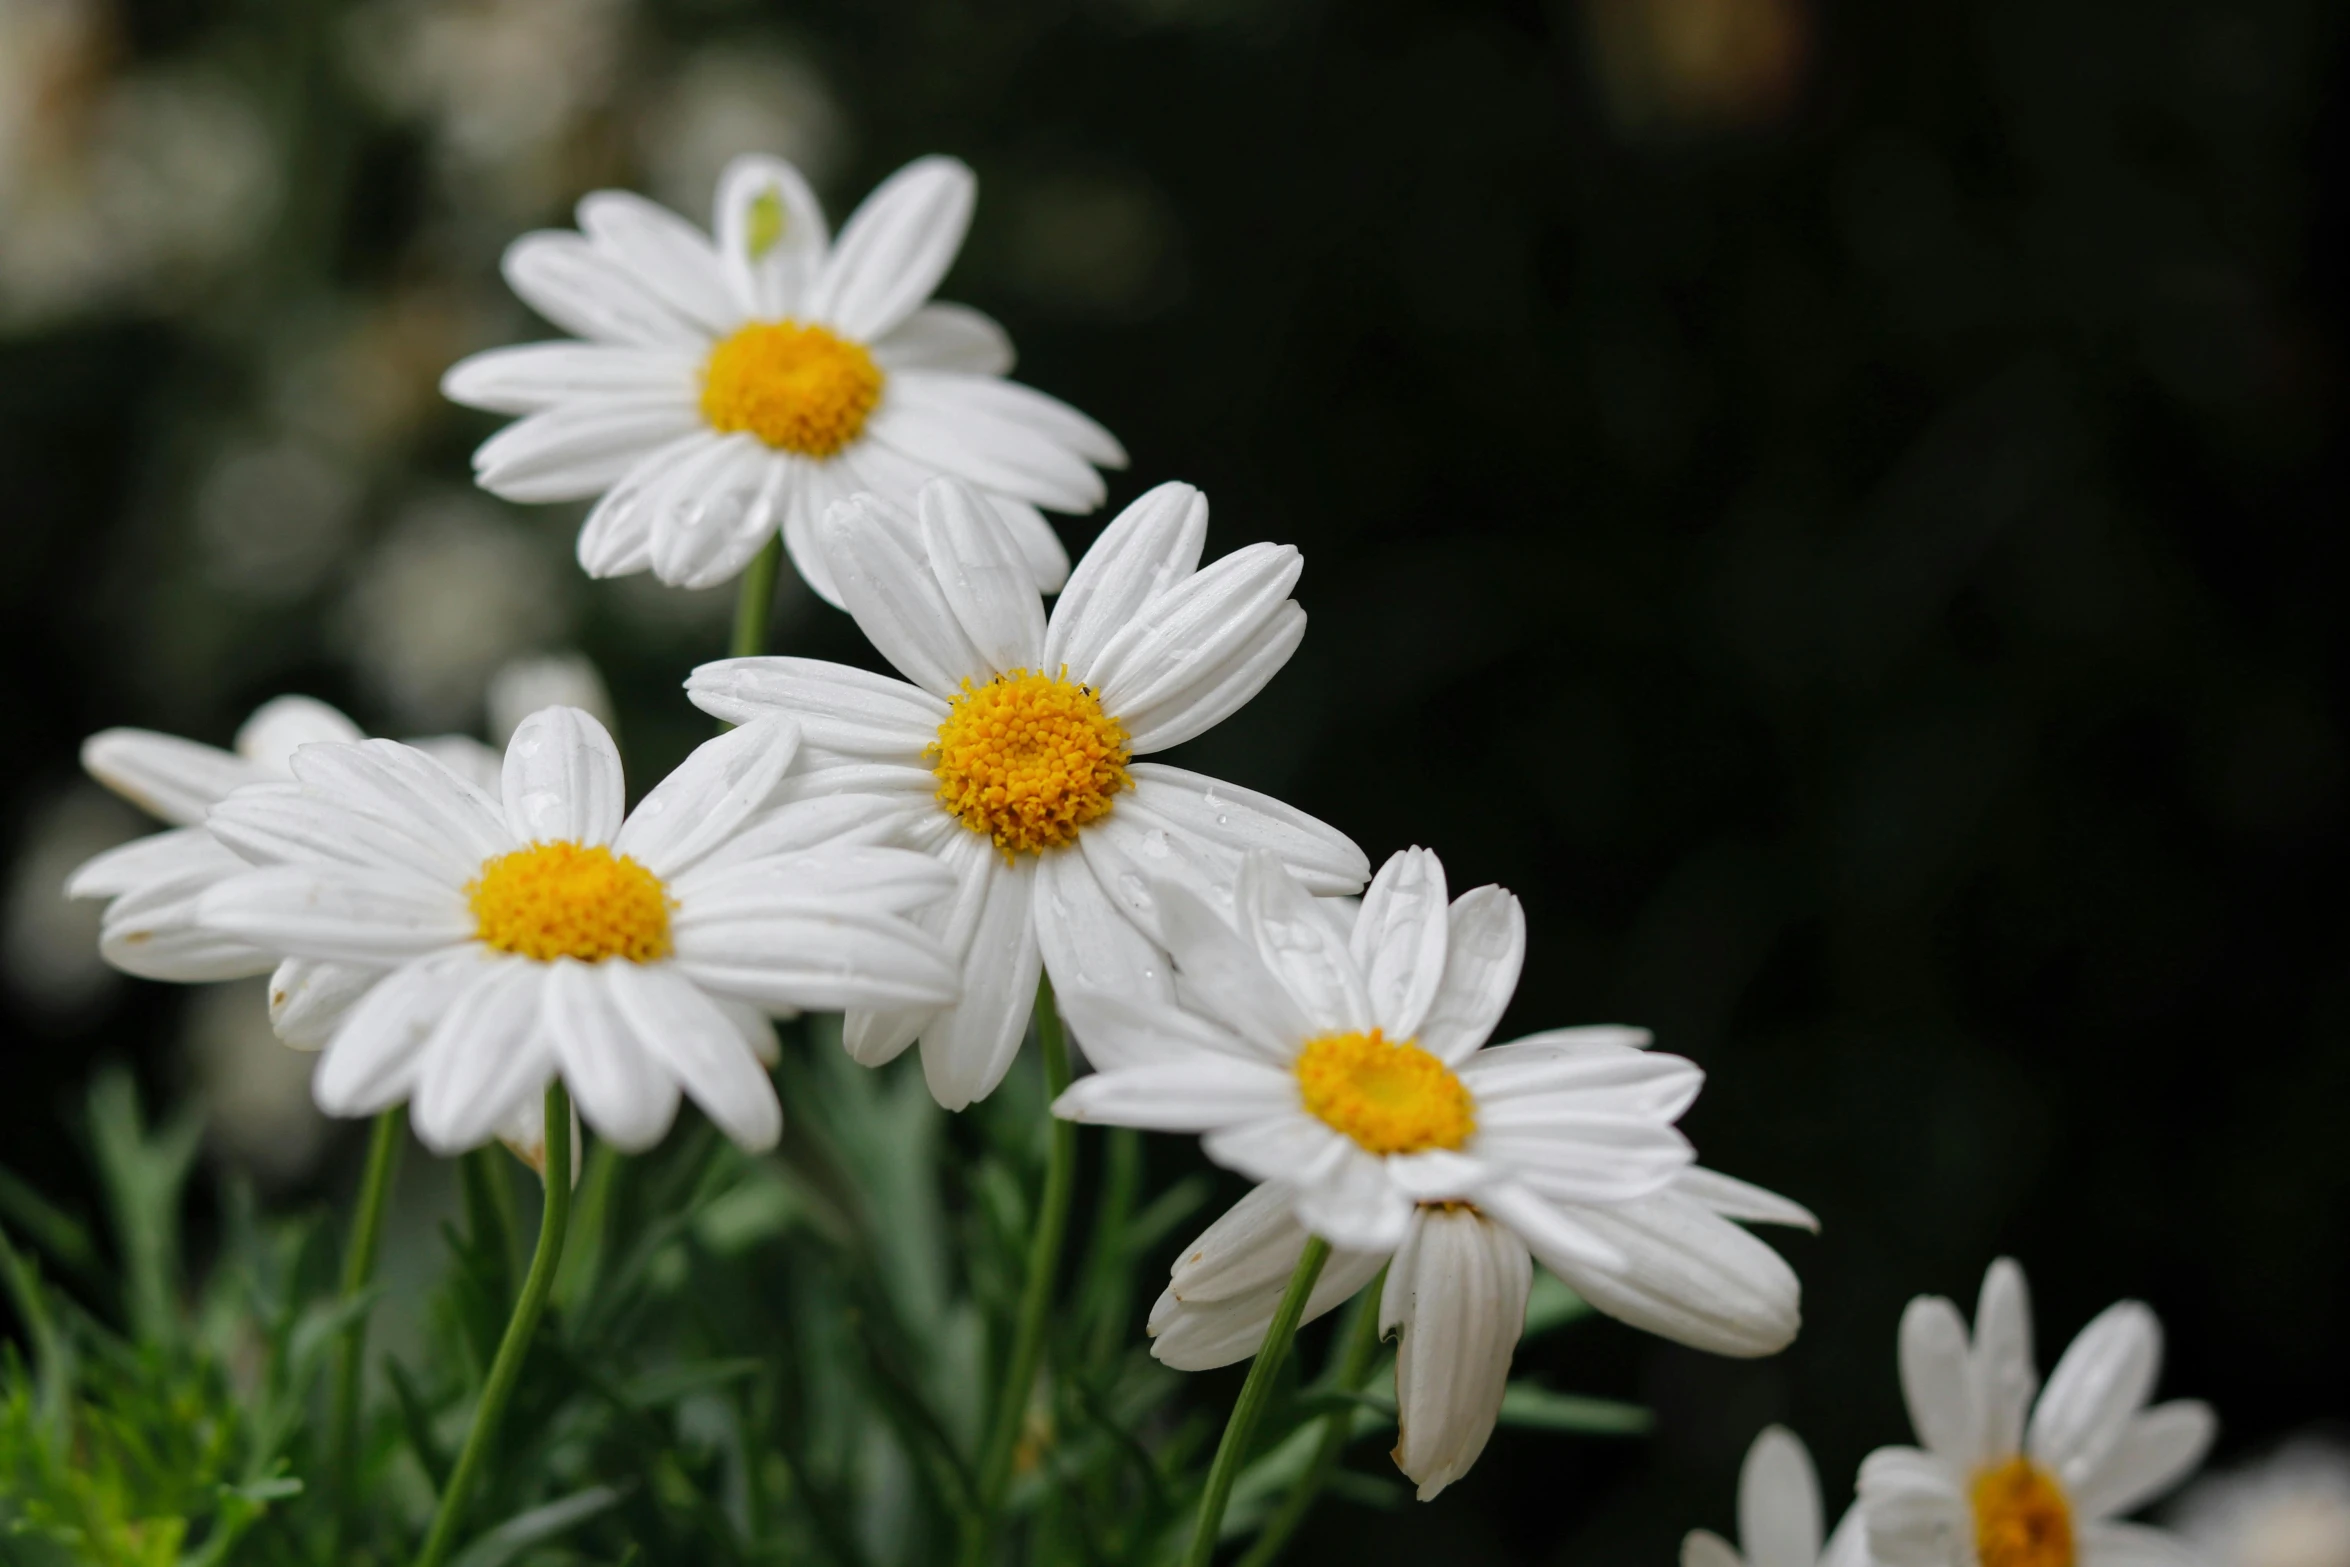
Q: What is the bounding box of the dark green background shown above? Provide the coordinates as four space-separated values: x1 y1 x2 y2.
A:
3 0 2342 1559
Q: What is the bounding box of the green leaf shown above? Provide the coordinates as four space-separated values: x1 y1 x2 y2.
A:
1495 1384 1651 1434
0 1168 98 1281
85 1070 203 1351
444 1483 630 1567
618 1357 763 1407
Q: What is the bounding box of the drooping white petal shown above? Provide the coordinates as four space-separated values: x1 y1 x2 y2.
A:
1384 1204 1532 1500
82 729 262 826
268 958 381 1050
805 155 975 341
442 343 699 415
1032 850 1177 1012
1166 1182 1321 1304
685 655 944 754
1149 1234 1386 1371
918 855 1041 1110
713 154 829 320
313 946 491 1116
502 707 626 847
605 961 780 1150
1126 765 1368 894
576 189 740 334
200 866 471 966
611 716 800 878
1739 1426 1825 1567
1974 1257 2039 1464
410 959 555 1154
2027 1301 2164 1485
1349 847 1450 1040
917 476 1048 675
2068 1402 2216 1522
502 230 706 348
821 495 991 698
546 957 681 1152
1416 886 1526 1063
234 696 366 770
1043 480 1209 682
1858 1446 1971 1567
1526 1187 1801 1357
872 301 1014 375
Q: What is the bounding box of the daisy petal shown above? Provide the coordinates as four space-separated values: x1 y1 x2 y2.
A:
1043 480 1210 679
1385 1205 1531 1500
989 494 1072 593
67 827 235 900
503 231 705 347
1289 1142 1416 1251
1682 1531 1745 1567
612 716 799 877
208 783 476 882
1128 765 1368 895
442 343 698 415
1471 1113 1693 1206
1149 1240 1387 1371
269 958 380 1050
918 476 1048 674
2028 1302 2163 1482
822 495 990 698
411 960 554 1154
1740 1426 1824 1567
1528 1188 1800 1357
1053 1056 1295 1131
1033 851 1177 1013
607 961 781 1150
918 857 1040 1110
546 958 680 1151
1858 1446 1970 1567
1974 1258 2039 1464
82 729 261 826
806 155 975 341
644 435 786 590
1116 603 1306 756
889 371 1125 468
1154 880 1312 1055
685 655 944 753
673 903 961 1014
2069 1402 2216 1522
1350 847 1450 1040
503 707 625 847
1417 886 1527 1063
1900 1295 1982 1469
1464 1047 1704 1122
99 868 278 981
472 399 703 503
200 866 471 965
1673 1167 1819 1230
1235 850 1372 1033
286 741 513 867
872 301 1014 375
865 390 1106 512
314 947 488 1116
1052 986 1260 1073
675 846 953 920
714 155 828 319
234 696 366 768
1088 541 1300 715
577 189 739 333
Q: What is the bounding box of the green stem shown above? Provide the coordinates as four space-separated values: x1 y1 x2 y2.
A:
1181 1238 1333 1567
413 1085 574 1567
959 976 1079 1567
328 1109 404 1560
731 534 783 660
1233 1266 1388 1567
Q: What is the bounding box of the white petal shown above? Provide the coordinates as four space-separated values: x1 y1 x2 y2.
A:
1202 1114 1351 1193
502 707 625 846
1234 850 1372 1033
865 392 1106 513
1529 1187 1801 1356
872 301 1014 375
1167 1182 1321 1303
642 435 787 591
405 737 504 794
2077 1522 2200 1567
1740 1426 1824 1567
442 342 698 415
822 494 990 698
98 861 278 981
1473 1180 1627 1272
720 791 929 863
200 867 471 965
917 476 1048 674
1150 1234 1387 1371
1091 544 1305 751
2069 1402 2216 1521
502 230 706 347
208 782 477 883
1051 985 1263 1073
1471 1113 1693 1207
1044 481 1209 679
1461 1037 1695 1114
714 155 828 320
1032 850 1177 1012
574 434 700 577
1153 880 1312 1055
612 716 799 877
68 827 236 901
887 370 1124 468
1288 1142 1417 1251
673 845 953 920
82 729 261 826
1385 1205 1531 1500
989 494 1071 593
917 856 1040 1110
1683 1532 1746 1567
1053 1055 1294 1131
778 454 856 606
547 958 681 1151
1127 764 1368 894
286 741 513 867
806 155 975 340
1350 847 1450 1039
473 400 703 503
842 1005 931 1068
269 957 380 1050
1857 1446 1970 1567
1417 886 1526 1063
410 960 554 1153
234 696 365 770
2028 1302 2164 1485
672 904 960 1014
1974 1257 2039 1464
1822 1504 1873 1567
1672 1167 1820 1230
685 656 942 754
313 947 489 1116
606 961 780 1150
577 189 739 333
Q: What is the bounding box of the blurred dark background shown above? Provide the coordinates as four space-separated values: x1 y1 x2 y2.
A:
1 0 2343 1560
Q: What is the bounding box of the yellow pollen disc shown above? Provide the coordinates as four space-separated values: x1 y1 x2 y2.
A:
930 669 1132 856
467 842 673 964
699 319 884 457
1971 1457 2076 1567
1295 1030 1477 1157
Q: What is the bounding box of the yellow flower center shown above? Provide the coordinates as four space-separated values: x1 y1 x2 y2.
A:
930 670 1132 856
1295 1030 1477 1156
467 842 673 964
1971 1458 2075 1567
699 320 884 457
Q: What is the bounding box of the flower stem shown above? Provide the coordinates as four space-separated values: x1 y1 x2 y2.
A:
731 534 783 660
959 975 1079 1567
1233 1265 1388 1567
328 1108 404 1560
1181 1237 1334 1567
413 1084 573 1567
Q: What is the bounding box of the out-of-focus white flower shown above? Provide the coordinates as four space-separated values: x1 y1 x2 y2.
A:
2174 1441 2350 1567
186 976 330 1186
346 0 630 215
637 45 845 217
485 652 612 744
196 438 364 602
338 494 572 730
1686 1426 1871 1567
3 783 140 1016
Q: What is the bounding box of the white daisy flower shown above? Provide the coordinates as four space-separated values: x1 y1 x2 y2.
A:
441 152 1127 602
67 694 503 985
686 475 1368 1110
1858 1258 2216 1567
1686 1426 1873 1567
1051 845 1811 1499
193 706 961 1155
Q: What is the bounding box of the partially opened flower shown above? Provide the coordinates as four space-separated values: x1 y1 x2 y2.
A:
442 153 1125 601
1052 845 1810 1499
1858 1258 2215 1567
1685 1426 1871 1567
67 695 501 983
687 475 1367 1110
196 706 960 1154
